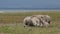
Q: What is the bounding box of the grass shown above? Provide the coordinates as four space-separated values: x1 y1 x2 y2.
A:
0 11 60 34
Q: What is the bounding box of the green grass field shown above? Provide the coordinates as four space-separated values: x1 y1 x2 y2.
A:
0 11 60 34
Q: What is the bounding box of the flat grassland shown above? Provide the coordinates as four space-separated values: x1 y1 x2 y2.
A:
0 11 60 34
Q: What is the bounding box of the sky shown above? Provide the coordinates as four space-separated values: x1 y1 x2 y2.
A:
0 0 60 8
